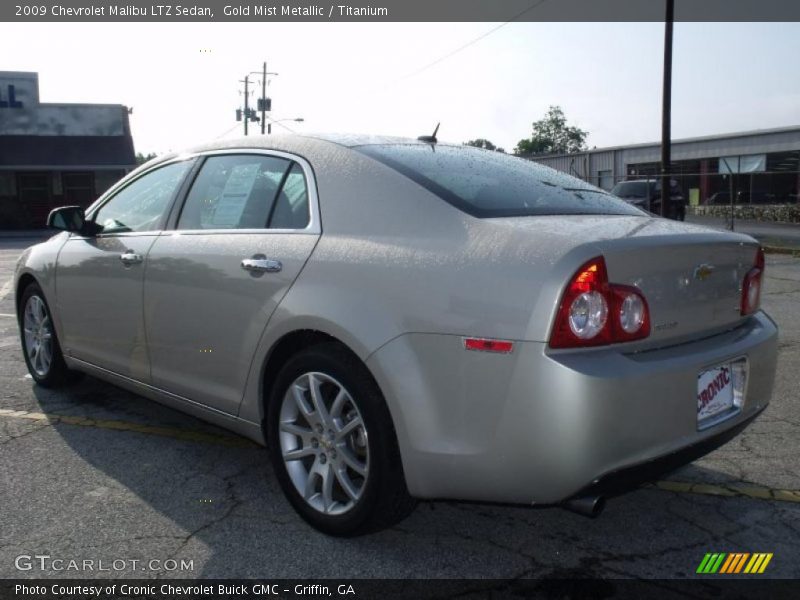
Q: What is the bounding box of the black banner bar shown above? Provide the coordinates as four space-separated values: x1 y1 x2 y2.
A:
3 0 800 23
2 579 800 600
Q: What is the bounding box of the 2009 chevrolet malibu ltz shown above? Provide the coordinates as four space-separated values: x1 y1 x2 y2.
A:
15 134 778 535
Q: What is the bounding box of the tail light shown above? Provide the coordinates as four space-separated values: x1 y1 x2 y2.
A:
549 256 650 349
740 247 765 316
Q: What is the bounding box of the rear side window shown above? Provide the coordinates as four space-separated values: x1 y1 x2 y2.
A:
177 154 310 230
355 144 643 218
269 163 310 229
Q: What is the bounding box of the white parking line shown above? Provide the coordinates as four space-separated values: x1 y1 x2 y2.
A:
0 278 12 301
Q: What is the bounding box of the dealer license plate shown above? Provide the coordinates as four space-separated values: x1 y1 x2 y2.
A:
697 363 739 426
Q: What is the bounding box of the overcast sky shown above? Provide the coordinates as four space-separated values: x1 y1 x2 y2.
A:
3 21 799 155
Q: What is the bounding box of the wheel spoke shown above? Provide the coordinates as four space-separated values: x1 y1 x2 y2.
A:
334 467 359 501
280 421 312 437
283 446 315 462
36 298 46 321
337 416 363 439
34 347 44 372
292 383 313 418
40 341 52 368
339 446 367 477
308 374 332 425
303 462 319 501
330 388 348 418
320 463 335 512
25 303 36 327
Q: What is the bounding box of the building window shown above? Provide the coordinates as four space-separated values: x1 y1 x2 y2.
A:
16 172 51 228
62 172 95 208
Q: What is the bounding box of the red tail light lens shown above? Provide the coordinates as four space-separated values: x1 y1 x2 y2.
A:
549 256 650 348
741 247 765 316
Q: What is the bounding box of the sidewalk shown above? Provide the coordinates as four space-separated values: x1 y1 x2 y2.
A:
686 215 800 252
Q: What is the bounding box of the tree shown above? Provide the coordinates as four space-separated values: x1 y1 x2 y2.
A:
514 106 588 156
465 139 506 153
136 152 157 165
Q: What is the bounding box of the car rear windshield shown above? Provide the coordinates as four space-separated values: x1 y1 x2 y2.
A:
355 144 644 218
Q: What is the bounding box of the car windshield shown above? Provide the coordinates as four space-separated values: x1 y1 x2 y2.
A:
355 144 645 218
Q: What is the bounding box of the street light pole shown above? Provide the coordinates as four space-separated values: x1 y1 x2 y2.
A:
660 0 674 218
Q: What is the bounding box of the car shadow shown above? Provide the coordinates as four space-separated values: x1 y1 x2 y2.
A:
28 376 797 579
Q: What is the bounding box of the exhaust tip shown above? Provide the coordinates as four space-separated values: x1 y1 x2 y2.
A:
563 495 606 518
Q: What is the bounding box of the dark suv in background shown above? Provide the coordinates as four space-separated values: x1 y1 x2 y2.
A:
610 178 686 220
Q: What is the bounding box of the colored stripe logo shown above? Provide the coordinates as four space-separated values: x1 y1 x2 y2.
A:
697 553 773 574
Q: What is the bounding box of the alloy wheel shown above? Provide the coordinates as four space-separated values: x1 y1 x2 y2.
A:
23 295 54 377
278 371 369 516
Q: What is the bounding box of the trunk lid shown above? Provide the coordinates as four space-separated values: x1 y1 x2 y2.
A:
490 215 759 347
600 238 755 347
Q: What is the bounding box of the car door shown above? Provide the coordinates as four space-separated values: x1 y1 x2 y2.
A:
144 151 320 415
56 159 195 380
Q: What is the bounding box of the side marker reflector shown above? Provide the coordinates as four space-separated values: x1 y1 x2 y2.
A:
464 338 514 354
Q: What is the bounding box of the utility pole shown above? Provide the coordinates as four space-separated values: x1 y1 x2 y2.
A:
660 0 674 218
261 62 268 134
237 62 280 136
253 62 278 135
241 75 250 136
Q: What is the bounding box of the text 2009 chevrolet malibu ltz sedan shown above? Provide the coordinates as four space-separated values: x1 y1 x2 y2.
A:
15 134 778 535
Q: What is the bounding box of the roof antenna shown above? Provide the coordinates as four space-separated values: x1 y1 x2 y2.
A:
417 122 440 143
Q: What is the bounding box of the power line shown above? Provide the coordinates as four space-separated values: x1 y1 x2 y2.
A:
214 123 242 139
396 0 550 83
266 116 298 134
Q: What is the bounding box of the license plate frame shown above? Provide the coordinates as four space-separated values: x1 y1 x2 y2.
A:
697 359 747 430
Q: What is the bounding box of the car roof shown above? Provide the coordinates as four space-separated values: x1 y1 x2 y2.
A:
138 133 462 172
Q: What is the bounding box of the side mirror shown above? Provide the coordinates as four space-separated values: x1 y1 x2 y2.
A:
46 206 99 235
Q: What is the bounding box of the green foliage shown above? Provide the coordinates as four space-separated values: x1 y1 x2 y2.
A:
514 106 588 156
464 139 505 153
135 152 158 165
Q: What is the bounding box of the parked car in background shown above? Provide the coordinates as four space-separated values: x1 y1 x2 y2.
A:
15 134 777 535
611 178 686 220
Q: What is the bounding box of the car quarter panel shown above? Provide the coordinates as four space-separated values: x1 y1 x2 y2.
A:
365 312 777 503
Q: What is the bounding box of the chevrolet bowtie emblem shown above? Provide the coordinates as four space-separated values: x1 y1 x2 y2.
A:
693 264 715 281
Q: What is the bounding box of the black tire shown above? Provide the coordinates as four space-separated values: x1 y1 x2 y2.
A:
267 342 416 536
18 282 82 388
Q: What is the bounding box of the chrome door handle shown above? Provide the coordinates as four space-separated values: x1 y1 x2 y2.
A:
119 251 143 265
241 258 282 273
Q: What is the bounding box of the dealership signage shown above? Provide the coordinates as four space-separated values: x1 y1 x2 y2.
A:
0 84 23 108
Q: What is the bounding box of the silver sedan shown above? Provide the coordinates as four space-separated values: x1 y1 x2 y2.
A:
14 134 778 535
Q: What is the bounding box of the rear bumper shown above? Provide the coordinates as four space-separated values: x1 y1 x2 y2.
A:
367 311 778 504
572 405 764 499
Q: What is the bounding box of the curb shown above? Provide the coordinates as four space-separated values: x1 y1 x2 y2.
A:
763 245 800 256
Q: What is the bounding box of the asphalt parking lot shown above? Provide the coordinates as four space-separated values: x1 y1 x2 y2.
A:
1 235 799 580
